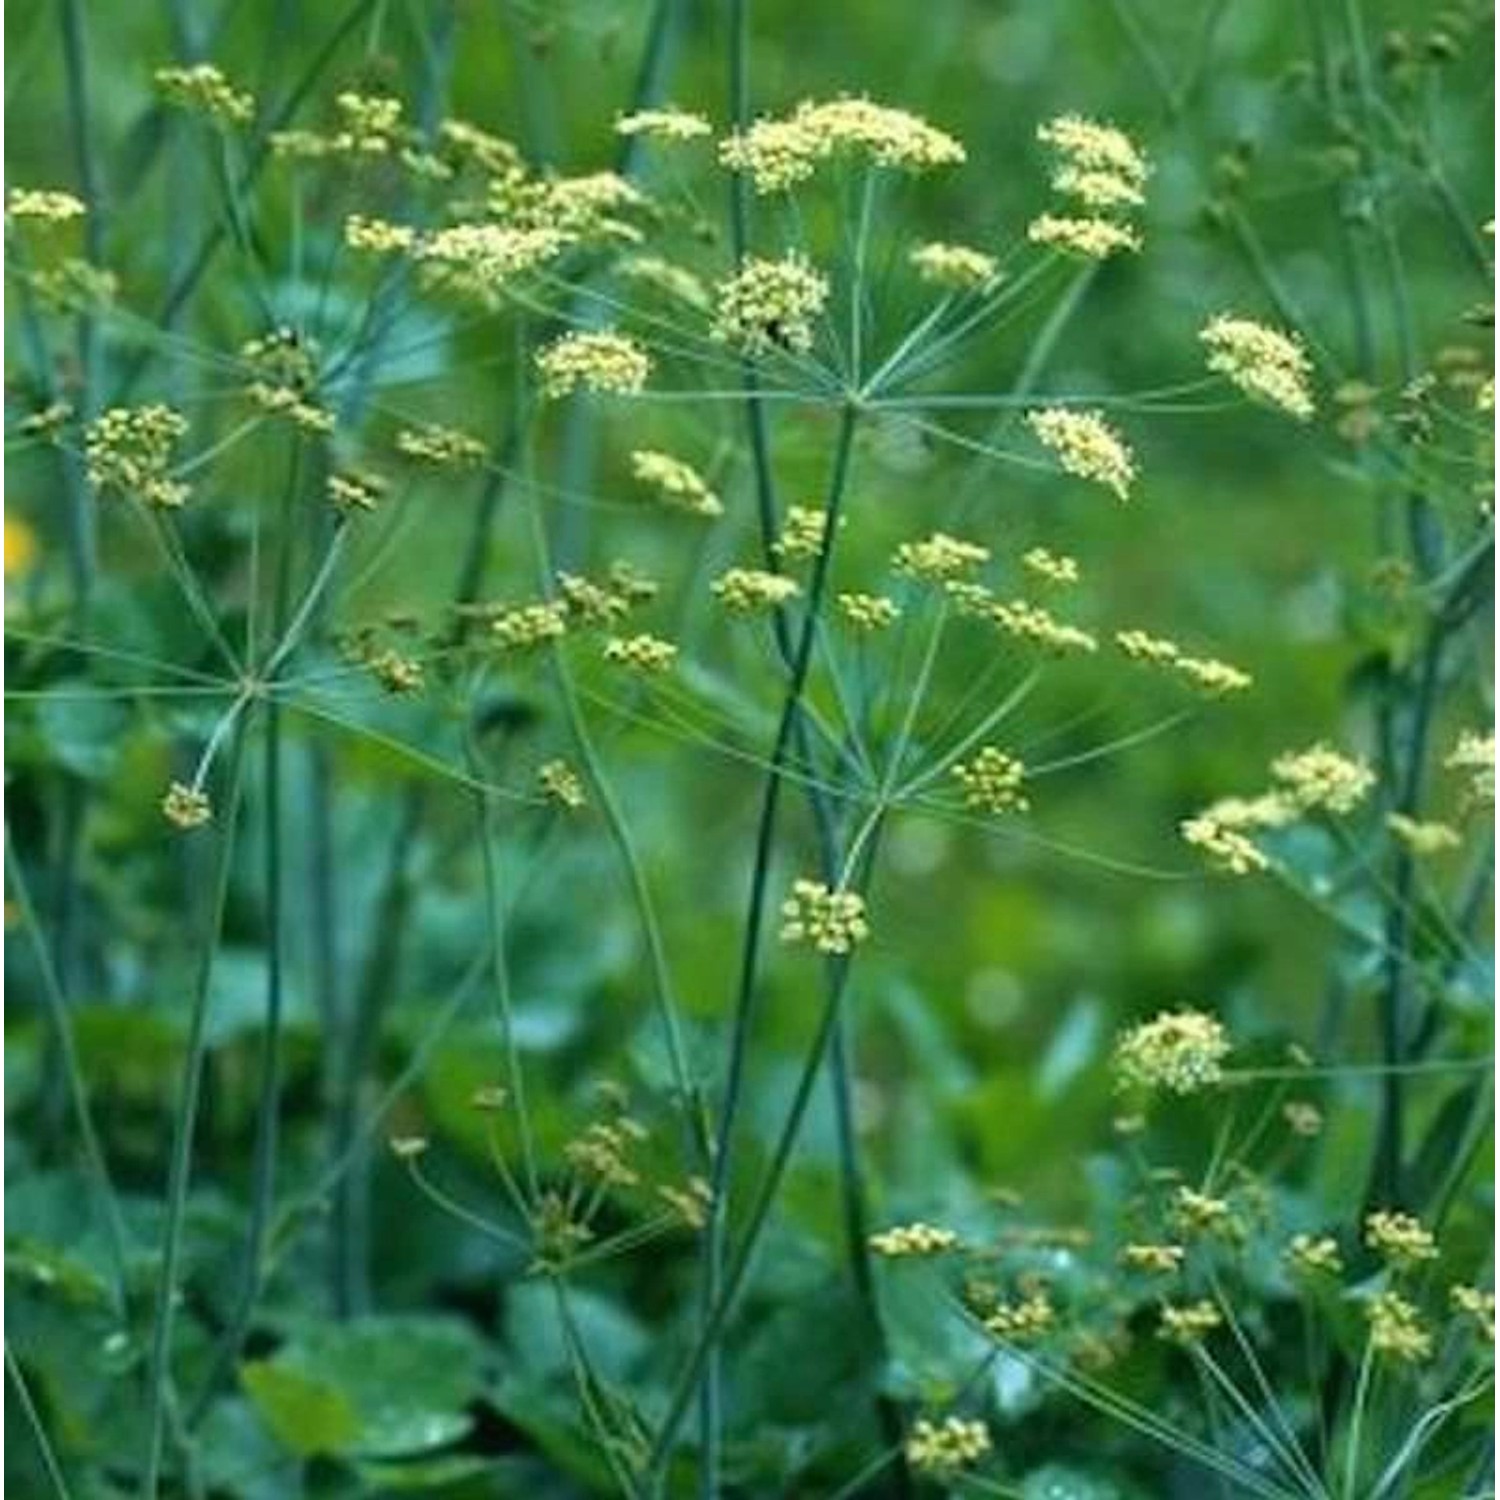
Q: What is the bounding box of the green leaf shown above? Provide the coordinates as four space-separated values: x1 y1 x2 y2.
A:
241 1360 360 1457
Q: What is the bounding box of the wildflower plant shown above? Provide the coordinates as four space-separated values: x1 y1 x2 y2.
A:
3 4 1492 1500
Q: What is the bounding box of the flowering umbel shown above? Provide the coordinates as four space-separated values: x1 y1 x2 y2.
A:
779 879 869 954
1201 315 1315 421
1113 1009 1229 1095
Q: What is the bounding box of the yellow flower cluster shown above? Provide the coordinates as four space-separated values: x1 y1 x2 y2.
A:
367 650 424 696
558 572 632 627
1180 804 1275 875
1030 115 1148 258
328 471 386 515
1365 1210 1439 1271
536 331 652 399
905 1417 992 1477
19 402 74 442
538 759 586 810
1451 1285 1496 1342
1022 547 1080 586
1027 213 1142 259
1172 1187 1233 1238
779 878 869 954
493 601 568 651
1159 1299 1222 1345
396 422 486 468
161 781 211 830
711 567 800 613
1446 729 1495 807
1386 813 1461 856
154 63 254 125
1367 1291 1433 1364
564 1116 649 1189
629 449 723 517
7 187 87 222
711 254 829 356
1201 315 1315 421
991 598 1098 654
1113 1009 1229 1096
615 107 712 141
952 747 1029 814
909 241 998 291
774 504 838 560
416 223 565 302
838 592 900 630
1121 1243 1185 1275
894 530 989 579
1175 655 1253 694
984 1291 1056 1342
658 1177 714 1229
242 328 331 433
1116 628 1179 663
1286 1233 1343 1277
721 96 964 193
869 1222 959 1256
1270 743 1375 815
603 633 677 672
84 405 190 509
1027 408 1136 499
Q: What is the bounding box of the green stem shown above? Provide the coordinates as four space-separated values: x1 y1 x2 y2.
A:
140 713 251 1500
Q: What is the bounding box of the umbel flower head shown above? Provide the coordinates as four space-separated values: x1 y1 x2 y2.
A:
630 449 723 517
710 567 800 613
154 63 255 125
1367 1291 1433 1364
615 106 712 142
1364 1210 1439 1272
1113 1009 1229 1095
779 878 869 955
7 187 87 223
536 331 651 399
869 1222 960 1257
1270 742 1375 815
1031 115 1149 258
720 96 964 194
910 241 998 291
84 405 190 509
904 1416 992 1478
161 781 211 830
1027 407 1136 499
952 747 1029 814
1201 314 1315 421
711 254 829 356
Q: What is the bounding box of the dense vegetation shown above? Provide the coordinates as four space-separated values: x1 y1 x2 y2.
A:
5 1 1495 1496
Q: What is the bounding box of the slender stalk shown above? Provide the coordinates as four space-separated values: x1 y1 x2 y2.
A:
697 402 859 1494
140 714 251 1500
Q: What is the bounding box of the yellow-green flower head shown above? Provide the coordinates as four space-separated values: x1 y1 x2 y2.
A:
1159 1299 1222 1345
1450 1285 1496 1343
1270 743 1375 815
1286 1233 1343 1277
773 504 840 561
1027 407 1136 498
1028 213 1142 259
84 405 190 509
1201 314 1315 421
837 592 900 631
630 449 723 516
538 759 586 810
990 598 1098 654
1113 1009 1229 1095
1180 806 1273 875
904 1416 992 1477
396 422 486 469
952 747 1029 814
711 254 829 356
1121 1243 1186 1275
1445 729 1495 807
1037 115 1149 189
418 224 565 299
328 471 386 515
893 530 989 580
615 106 712 142
1174 655 1253 695
779 878 869 955
155 63 255 125
493 601 568 651
602 633 677 673
7 187 88 223
710 567 801 613
909 241 999 291
984 1291 1056 1343
1367 1291 1433 1364
721 96 964 194
161 781 211 830
1022 547 1080 586
869 1222 960 1257
1364 1210 1439 1272
536 331 652 399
